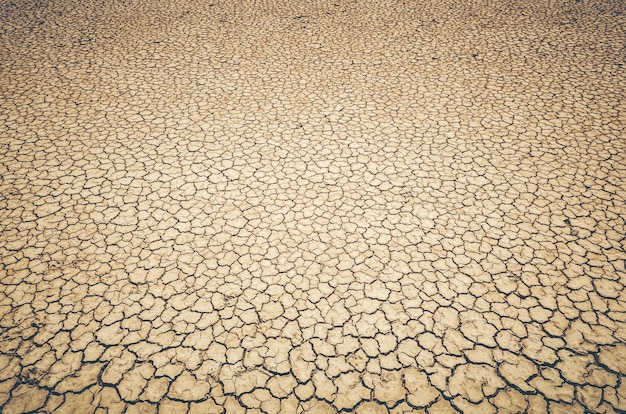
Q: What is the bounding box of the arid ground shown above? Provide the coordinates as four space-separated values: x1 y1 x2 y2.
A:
1 0 625 412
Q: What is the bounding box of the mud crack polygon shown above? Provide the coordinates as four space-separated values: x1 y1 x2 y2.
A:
1 0 625 412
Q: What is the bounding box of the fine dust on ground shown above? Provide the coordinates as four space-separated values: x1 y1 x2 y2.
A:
1 0 625 412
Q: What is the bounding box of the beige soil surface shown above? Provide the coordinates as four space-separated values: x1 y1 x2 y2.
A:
1 0 626 411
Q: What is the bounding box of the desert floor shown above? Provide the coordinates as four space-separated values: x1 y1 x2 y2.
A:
1 0 625 412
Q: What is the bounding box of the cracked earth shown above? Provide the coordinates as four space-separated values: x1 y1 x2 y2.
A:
1 0 626 412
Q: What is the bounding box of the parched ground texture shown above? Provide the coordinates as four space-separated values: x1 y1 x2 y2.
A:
1 0 626 412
